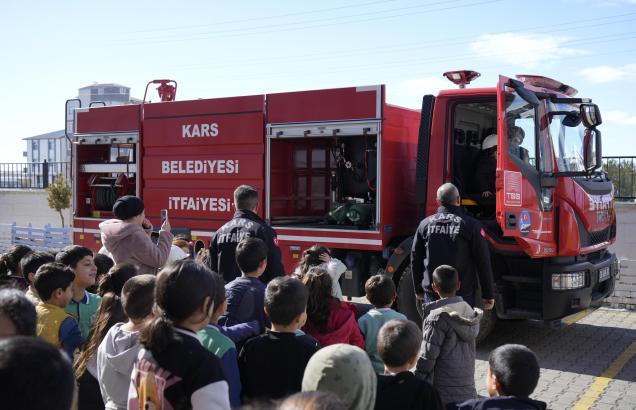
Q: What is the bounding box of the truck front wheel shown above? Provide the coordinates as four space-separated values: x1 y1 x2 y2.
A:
396 267 423 328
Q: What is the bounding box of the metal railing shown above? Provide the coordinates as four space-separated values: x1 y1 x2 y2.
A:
603 157 636 201
0 161 70 189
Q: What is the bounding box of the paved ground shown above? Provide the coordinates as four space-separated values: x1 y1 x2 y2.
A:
476 308 636 410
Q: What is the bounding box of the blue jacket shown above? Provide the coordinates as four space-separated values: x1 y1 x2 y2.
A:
219 277 270 330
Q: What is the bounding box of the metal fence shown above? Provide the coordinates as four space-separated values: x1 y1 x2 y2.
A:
603 156 636 201
0 161 70 189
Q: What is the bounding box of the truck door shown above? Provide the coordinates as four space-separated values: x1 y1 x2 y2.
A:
496 76 556 257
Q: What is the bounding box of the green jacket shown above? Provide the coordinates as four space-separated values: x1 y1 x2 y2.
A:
65 291 101 339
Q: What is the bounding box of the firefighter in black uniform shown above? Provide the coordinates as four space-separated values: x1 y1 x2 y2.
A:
411 183 495 310
209 185 285 284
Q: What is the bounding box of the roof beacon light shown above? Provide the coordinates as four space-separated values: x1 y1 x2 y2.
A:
443 70 481 88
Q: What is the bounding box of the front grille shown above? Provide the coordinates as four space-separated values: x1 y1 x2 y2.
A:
589 228 610 246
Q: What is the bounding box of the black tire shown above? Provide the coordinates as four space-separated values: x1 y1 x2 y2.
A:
396 266 423 328
476 305 497 344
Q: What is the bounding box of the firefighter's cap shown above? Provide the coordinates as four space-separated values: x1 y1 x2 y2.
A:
482 134 498 150
112 195 145 220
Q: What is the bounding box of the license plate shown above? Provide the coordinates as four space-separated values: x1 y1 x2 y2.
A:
599 267 610 282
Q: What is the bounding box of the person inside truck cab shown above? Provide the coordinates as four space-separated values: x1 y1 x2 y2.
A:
474 134 498 199
508 126 530 164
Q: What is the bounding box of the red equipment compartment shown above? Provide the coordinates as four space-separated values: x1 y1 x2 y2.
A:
76 104 140 134
267 85 383 124
141 96 266 229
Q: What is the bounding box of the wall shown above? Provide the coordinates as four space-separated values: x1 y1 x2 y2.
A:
604 202 636 310
0 189 72 228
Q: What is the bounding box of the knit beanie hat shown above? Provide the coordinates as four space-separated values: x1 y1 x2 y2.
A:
112 196 145 220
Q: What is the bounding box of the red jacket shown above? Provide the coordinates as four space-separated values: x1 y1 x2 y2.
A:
302 298 365 349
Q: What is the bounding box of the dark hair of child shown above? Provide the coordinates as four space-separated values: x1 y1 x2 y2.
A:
210 271 226 315
0 336 74 410
488 344 540 397
432 265 459 295
0 288 37 336
377 319 423 368
295 245 331 278
279 391 346 410
364 274 396 307
302 268 333 332
19 251 55 284
235 237 268 273
121 274 157 321
93 253 115 276
97 262 138 297
74 265 132 377
265 276 308 325
55 245 93 268
33 263 75 300
140 259 215 355
0 245 32 275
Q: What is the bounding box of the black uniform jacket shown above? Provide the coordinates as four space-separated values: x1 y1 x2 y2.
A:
410 205 494 299
209 209 285 283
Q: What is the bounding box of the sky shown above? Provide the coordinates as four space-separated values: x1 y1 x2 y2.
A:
1 0 635 162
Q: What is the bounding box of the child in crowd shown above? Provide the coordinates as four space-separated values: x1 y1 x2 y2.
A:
456 344 546 410
302 344 376 410
375 319 443 410
357 274 406 373
0 244 32 289
99 195 173 274
239 276 320 402
74 263 137 410
19 250 55 304
33 262 83 358
129 260 230 410
415 265 482 406
90 253 115 293
302 268 365 349
200 272 243 406
0 288 36 337
56 245 102 339
294 245 347 299
0 336 75 410
97 274 156 410
219 237 269 331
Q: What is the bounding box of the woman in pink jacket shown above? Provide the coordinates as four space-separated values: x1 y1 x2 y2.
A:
99 196 173 275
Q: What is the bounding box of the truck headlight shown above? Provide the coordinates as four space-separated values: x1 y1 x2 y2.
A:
552 272 586 290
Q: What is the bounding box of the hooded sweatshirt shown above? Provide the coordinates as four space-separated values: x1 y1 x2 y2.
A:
302 298 365 349
415 296 483 406
99 219 173 275
96 323 142 410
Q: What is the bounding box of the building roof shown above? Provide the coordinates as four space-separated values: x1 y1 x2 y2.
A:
22 130 66 140
79 82 129 90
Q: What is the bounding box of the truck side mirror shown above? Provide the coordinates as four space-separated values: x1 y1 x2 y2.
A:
583 129 602 172
580 103 602 128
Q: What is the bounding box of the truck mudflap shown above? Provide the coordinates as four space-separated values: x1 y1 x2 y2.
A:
541 250 618 322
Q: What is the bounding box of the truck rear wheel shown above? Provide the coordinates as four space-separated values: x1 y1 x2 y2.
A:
396 267 423 328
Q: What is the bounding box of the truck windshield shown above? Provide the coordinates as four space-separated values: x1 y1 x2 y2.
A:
547 102 587 173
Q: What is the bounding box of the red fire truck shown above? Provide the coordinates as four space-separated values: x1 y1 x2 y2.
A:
66 71 619 336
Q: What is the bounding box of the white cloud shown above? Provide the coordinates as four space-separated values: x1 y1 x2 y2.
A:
470 33 584 68
604 110 636 125
578 64 636 83
394 76 449 98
